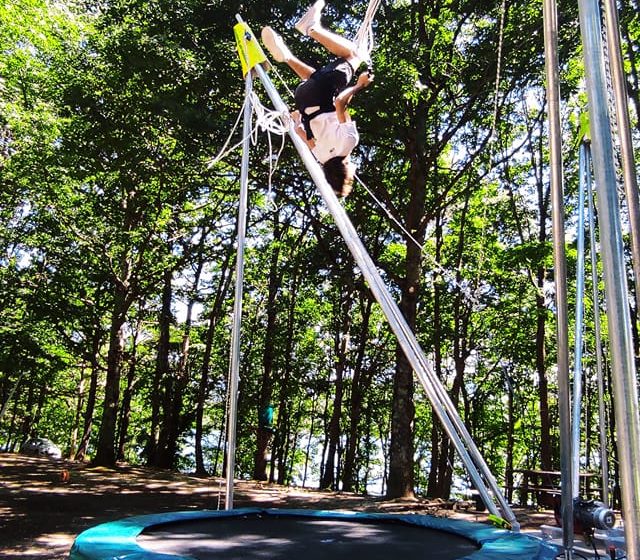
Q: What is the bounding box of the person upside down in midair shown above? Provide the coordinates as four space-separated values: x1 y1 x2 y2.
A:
261 0 374 197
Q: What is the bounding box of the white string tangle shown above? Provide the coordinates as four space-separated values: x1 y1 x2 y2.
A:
208 86 290 207
354 173 483 306
353 0 383 65
208 95 250 167
249 90 289 205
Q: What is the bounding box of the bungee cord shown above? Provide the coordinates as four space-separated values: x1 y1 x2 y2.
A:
209 92 290 168
208 89 290 206
354 173 483 307
353 0 383 67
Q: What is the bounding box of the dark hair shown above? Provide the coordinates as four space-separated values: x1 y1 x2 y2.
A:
322 156 354 197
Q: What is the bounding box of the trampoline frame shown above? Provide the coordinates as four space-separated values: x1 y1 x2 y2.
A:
69 508 559 560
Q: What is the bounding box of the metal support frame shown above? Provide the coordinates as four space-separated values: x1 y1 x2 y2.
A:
231 19 519 530
542 0 574 552
225 71 253 511
577 0 640 556
584 141 610 506
571 144 587 499
601 0 640 306
225 5 640 553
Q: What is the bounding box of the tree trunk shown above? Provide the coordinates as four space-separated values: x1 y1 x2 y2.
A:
254 215 282 481
536 225 554 471
435 193 473 500
168 266 202 470
320 289 352 490
387 226 421 498
342 296 373 492
117 341 138 462
317 377 332 487
320 338 346 490
94 284 128 467
302 391 319 487
75 332 101 461
153 267 176 469
387 297 417 497
505 376 515 503
387 102 429 497
428 216 445 497
69 367 85 458
195 249 233 475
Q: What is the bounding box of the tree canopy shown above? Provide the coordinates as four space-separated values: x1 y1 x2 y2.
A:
1 0 638 505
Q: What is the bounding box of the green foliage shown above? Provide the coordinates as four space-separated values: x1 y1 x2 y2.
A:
0 0 633 508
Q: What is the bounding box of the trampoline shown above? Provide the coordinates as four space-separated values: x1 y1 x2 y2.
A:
69 508 560 560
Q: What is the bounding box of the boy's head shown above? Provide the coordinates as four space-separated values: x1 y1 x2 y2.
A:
322 156 356 197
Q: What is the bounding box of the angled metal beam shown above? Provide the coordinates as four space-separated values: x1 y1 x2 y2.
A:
542 0 574 550
241 25 518 529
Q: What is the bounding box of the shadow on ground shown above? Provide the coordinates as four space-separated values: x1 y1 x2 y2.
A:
0 452 555 560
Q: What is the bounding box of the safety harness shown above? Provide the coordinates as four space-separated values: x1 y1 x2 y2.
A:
300 103 335 140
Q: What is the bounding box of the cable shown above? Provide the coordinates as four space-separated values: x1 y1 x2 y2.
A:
208 96 250 167
248 91 289 204
249 90 290 136
354 173 483 307
208 88 290 207
353 0 383 66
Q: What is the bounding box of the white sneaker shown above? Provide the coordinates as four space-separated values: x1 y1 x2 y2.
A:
295 0 325 35
261 26 292 63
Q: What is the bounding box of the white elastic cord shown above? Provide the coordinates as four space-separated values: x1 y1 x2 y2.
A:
208 95 250 167
249 91 289 207
208 88 289 212
354 173 482 306
354 0 383 65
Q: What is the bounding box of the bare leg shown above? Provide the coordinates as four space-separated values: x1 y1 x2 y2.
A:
262 26 316 79
286 55 316 81
308 25 362 67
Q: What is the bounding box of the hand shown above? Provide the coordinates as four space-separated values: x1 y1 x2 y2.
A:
291 109 302 124
357 71 374 88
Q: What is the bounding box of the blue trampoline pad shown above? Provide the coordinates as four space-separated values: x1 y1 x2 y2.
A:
69 508 560 560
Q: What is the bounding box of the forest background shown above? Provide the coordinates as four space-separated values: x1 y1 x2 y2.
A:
2 0 639 505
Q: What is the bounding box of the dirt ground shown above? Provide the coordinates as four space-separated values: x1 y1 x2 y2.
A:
0 452 556 559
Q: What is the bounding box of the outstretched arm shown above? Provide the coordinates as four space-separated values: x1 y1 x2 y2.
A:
334 71 374 123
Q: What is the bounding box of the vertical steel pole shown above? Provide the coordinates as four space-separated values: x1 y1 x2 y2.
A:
543 0 574 550
571 144 587 498
585 141 610 506
577 0 640 555
602 0 640 305
225 73 253 510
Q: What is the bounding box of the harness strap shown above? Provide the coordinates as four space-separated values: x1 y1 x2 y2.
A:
301 104 335 140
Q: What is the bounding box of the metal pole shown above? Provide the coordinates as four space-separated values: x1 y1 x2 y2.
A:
543 0 574 550
602 0 640 307
225 72 253 510
252 61 520 531
571 144 587 498
577 0 640 555
585 141 610 505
